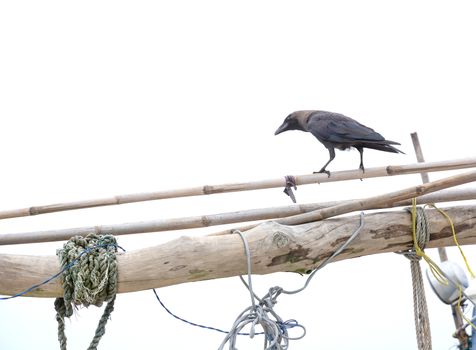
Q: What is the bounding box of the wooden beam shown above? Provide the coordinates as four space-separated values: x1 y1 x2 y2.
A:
1 205 475 298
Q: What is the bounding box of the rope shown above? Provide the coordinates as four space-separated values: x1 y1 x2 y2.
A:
218 230 305 350
283 212 365 295
428 204 475 278
283 175 297 203
401 201 432 350
218 212 365 349
55 234 119 350
400 201 476 346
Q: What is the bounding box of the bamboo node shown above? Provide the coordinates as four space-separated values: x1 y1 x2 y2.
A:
201 216 212 227
29 206 40 216
386 165 397 175
416 185 425 195
203 185 216 194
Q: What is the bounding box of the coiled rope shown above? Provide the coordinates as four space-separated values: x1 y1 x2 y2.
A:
402 204 432 350
54 234 119 350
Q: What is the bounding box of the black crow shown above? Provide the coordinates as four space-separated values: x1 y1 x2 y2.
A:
275 110 404 175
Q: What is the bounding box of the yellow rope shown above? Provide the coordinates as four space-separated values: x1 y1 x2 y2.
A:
426 204 476 279
411 199 476 332
411 198 448 285
457 284 476 331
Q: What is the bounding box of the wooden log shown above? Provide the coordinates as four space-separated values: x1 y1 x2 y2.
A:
1 205 475 298
0 157 475 220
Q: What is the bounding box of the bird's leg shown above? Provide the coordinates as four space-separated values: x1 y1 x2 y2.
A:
314 148 335 177
357 147 365 179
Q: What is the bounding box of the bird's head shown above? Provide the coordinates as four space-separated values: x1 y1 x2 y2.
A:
274 111 308 135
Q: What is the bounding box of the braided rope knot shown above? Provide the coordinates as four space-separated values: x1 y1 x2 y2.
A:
55 234 119 350
401 204 432 350
402 206 430 261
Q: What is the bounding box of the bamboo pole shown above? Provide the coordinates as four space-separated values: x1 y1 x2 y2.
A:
411 133 431 184
1 205 475 298
275 169 476 225
411 133 449 261
213 169 476 235
0 157 475 220
408 132 435 350
1 174 476 245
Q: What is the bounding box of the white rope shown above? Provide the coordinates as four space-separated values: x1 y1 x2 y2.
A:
219 213 365 349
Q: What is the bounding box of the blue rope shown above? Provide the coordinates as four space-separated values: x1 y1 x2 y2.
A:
2 238 304 343
152 288 264 335
0 243 125 300
153 213 363 347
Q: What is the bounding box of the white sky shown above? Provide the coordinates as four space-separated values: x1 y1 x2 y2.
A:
1 1 476 349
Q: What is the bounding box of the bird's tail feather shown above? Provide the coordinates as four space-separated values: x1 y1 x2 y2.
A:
362 142 405 154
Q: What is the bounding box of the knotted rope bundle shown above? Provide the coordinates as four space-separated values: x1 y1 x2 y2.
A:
54 234 119 350
219 214 365 349
402 205 432 350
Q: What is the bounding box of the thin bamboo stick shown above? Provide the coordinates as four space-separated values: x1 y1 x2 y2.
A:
411 132 431 184
212 170 476 235
411 132 449 262
1 182 475 245
275 169 476 225
0 157 475 220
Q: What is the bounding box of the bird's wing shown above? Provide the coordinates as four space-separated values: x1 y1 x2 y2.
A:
308 112 396 145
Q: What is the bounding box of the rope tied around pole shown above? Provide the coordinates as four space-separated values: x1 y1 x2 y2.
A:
55 234 119 350
403 205 430 262
283 175 298 203
400 203 432 350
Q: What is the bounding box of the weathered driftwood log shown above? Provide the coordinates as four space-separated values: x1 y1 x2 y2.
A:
1 205 475 298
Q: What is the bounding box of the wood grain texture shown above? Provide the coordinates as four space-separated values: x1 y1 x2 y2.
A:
1 205 475 298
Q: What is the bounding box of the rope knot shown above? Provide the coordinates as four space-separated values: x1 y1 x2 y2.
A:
277 319 306 341
55 233 120 350
260 287 283 309
401 201 432 350
401 206 430 261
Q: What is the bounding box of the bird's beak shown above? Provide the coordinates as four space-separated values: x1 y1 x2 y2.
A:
274 121 288 135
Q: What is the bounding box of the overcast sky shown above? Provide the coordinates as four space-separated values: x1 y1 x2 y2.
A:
1 1 476 349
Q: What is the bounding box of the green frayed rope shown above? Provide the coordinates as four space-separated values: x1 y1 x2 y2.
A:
54 234 119 350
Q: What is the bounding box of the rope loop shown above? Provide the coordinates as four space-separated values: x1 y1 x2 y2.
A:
401 199 433 350
154 213 365 349
402 205 430 262
55 233 120 350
